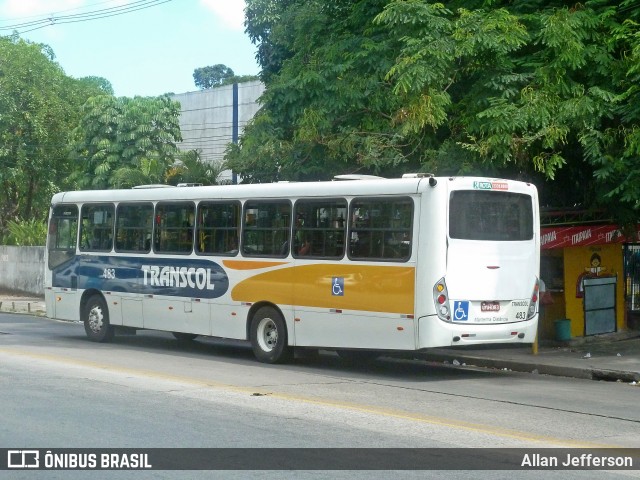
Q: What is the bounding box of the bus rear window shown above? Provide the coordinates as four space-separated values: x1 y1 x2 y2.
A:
449 191 533 241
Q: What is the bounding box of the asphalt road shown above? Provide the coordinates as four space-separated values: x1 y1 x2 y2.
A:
1 313 639 479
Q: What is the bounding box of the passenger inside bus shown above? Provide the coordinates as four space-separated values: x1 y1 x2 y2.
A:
298 238 311 256
293 214 307 256
181 212 195 247
226 235 238 254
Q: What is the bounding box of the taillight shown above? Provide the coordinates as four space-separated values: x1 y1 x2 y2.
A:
527 278 539 320
433 278 451 322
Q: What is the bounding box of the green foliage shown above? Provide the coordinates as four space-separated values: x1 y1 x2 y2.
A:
193 64 235 89
222 74 260 86
378 0 640 217
2 219 47 246
230 0 420 181
245 0 298 82
70 95 183 189
166 150 227 186
235 0 640 222
0 34 104 239
77 76 114 95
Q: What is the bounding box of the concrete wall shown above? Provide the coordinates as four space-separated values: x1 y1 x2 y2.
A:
0 246 45 295
171 80 265 183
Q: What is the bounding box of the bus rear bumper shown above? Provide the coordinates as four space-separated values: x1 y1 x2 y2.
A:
417 315 538 348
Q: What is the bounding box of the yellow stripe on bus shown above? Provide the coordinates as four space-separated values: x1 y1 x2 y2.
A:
231 264 415 315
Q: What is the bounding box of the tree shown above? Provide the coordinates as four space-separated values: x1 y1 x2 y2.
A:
165 150 227 186
0 34 104 236
77 76 114 95
244 0 297 83
228 0 412 183
232 0 640 222
376 0 640 216
193 64 258 89
583 0 640 218
70 95 183 189
193 64 235 89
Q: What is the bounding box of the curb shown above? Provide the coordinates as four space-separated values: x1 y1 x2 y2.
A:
421 351 640 383
0 300 46 316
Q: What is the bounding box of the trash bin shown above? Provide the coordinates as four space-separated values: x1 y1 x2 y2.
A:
554 318 571 341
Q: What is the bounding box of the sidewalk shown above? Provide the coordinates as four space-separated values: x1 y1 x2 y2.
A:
1 293 639 383
0 293 46 316
422 331 640 383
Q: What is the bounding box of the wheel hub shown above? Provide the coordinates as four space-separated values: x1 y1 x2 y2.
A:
88 306 103 333
257 318 277 352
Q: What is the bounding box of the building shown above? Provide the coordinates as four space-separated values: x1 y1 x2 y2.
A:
539 210 640 340
171 80 265 183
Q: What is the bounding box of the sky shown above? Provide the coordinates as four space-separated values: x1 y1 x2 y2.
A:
0 0 261 97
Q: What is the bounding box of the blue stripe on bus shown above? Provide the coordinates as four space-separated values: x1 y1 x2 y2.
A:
52 256 229 299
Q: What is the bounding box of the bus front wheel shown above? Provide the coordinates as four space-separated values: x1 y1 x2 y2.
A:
249 307 292 364
83 294 114 343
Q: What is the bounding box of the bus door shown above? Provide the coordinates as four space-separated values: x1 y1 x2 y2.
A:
139 260 213 336
142 293 210 336
47 204 81 321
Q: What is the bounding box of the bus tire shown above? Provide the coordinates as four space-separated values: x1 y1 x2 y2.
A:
249 306 292 364
83 294 114 343
172 332 198 341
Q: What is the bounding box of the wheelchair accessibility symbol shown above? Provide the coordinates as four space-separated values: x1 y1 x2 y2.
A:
332 277 344 296
453 301 469 321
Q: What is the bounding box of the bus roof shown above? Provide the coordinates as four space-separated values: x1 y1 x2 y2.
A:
50 176 536 205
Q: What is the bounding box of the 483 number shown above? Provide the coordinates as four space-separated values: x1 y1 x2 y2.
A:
102 268 116 279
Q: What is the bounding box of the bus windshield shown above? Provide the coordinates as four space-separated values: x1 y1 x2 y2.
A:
449 190 533 241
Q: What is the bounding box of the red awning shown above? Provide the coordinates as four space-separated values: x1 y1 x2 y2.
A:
541 225 640 249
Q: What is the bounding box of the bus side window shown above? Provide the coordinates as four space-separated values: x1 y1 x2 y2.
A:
243 200 291 257
196 201 241 256
349 197 413 262
115 203 153 253
292 199 346 259
80 204 114 252
154 202 195 254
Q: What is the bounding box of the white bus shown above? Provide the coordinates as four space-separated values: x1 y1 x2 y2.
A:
45 175 540 363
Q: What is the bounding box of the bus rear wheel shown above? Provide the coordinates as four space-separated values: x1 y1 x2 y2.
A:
83 294 114 343
249 306 292 364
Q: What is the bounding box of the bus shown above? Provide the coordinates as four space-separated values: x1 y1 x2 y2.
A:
45 175 540 364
